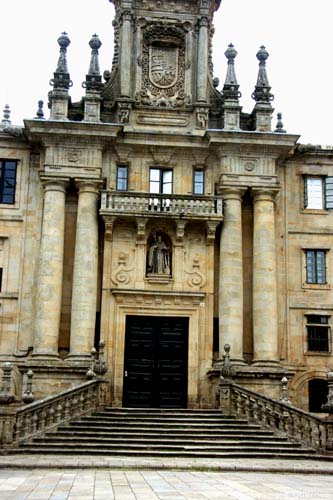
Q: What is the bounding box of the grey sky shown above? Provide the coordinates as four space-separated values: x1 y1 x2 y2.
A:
1 0 332 145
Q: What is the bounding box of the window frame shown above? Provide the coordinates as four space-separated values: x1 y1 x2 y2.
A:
193 168 204 195
0 160 17 205
305 249 327 285
304 175 333 210
305 314 331 353
116 165 128 192
149 168 173 195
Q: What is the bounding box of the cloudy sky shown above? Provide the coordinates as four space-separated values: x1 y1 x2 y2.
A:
1 0 332 145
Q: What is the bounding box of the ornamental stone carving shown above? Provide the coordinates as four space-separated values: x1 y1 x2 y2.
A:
184 256 206 289
111 251 135 286
136 22 190 108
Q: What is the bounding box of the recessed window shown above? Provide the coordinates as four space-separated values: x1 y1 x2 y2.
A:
304 176 333 210
305 250 326 284
306 315 330 352
149 168 173 194
116 165 128 191
0 160 17 204
193 169 204 195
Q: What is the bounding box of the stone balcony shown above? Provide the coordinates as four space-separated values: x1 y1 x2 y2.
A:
100 191 224 222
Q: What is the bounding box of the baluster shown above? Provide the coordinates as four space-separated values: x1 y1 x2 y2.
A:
15 416 22 441
319 423 326 449
312 422 319 448
40 409 47 432
56 402 63 423
244 397 250 419
32 412 38 434
48 405 55 427
79 392 85 414
252 399 259 422
236 392 242 415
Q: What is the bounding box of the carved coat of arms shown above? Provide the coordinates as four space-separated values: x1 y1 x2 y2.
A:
149 45 179 89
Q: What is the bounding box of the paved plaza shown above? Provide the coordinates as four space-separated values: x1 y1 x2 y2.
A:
0 456 333 500
0 468 332 500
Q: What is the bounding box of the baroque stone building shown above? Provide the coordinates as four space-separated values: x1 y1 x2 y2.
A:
0 0 332 412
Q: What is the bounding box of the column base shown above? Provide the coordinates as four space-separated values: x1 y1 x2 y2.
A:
251 359 281 368
66 353 91 363
31 352 60 361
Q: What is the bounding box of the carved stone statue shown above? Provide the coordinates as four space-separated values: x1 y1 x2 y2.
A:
147 234 170 275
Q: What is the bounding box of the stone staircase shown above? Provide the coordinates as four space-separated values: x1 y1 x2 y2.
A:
16 408 321 458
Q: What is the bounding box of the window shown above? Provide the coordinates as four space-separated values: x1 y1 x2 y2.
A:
149 168 173 194
306 315 330 352
0 160 17 204
305 250 326 284
193 169 204 195
116 165 128 191
149 168 173 211
304 176 333 210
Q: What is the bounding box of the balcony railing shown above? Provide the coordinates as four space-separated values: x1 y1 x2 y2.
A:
100 191 223 219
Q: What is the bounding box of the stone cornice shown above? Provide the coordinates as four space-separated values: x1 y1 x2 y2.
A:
23 119 122 147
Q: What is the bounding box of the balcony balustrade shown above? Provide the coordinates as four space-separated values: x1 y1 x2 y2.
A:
100 191 223 220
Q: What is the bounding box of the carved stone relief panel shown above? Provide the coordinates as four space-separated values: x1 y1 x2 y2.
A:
136 22 191 108
111 251 136 286
135 1 197 13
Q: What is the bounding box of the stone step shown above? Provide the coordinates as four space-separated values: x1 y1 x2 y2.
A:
76 419 255 429
34 436 299 448
104 408 225 415
16 444 317 459
51 430 281 440
86 414 247 424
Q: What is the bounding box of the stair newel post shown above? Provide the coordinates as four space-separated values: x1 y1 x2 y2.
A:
280 377 291 405
22 370 34 404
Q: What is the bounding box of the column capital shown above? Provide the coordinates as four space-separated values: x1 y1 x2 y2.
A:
75 178 103 195
39 176 69 193
251 187 279 203
218 186 246 200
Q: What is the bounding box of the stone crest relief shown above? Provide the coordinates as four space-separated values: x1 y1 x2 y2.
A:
149 45 178 89
136 23 190 108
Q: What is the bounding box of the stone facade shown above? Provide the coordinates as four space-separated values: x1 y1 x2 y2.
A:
0 0 332 411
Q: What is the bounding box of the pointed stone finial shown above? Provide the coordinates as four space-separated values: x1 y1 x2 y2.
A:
222 44 241 101
35 100 45 119
50 32 73 91
274 112 286 133
83 34 103 92
251 46 274 103
95 339 108 376
86 347 97 379
1 104 11 125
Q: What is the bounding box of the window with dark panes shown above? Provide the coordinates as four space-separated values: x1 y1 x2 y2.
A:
304 176 333 209
305 250 326 284
193 169 204 195
116 165 128 191
0 160 17 204
306 315 330 352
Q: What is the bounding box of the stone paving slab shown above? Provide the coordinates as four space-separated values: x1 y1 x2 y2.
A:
0 468 333 500
0 454 333 474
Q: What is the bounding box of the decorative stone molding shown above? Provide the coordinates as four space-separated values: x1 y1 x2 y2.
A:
103 218 116 242
136 218 148 241
184 256 206 289
111 251 135 286
206 220 219 241
196 107 209 129
175 219 186 242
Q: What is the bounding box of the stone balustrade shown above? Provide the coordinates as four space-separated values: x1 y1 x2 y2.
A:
100 191 223 219
218 380 333 452
0 379 107 448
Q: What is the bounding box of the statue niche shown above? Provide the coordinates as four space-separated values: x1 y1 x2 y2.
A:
146 232 171 276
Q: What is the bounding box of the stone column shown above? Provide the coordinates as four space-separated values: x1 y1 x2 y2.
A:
33 178 68 358
219 188 245 363
120 11 133 98
252 189 279 364
197 17 209 102
68 180 100 360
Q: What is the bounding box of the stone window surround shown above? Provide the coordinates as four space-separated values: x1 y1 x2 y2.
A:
301 245 331 290
301 174 333 213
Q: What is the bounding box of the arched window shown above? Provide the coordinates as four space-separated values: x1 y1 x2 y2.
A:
146 232 172 276
308 379 328 412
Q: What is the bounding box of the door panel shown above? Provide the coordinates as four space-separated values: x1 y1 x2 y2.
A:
123 316 188 408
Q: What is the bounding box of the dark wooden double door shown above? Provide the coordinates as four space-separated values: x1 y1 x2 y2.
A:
123 316 188 408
